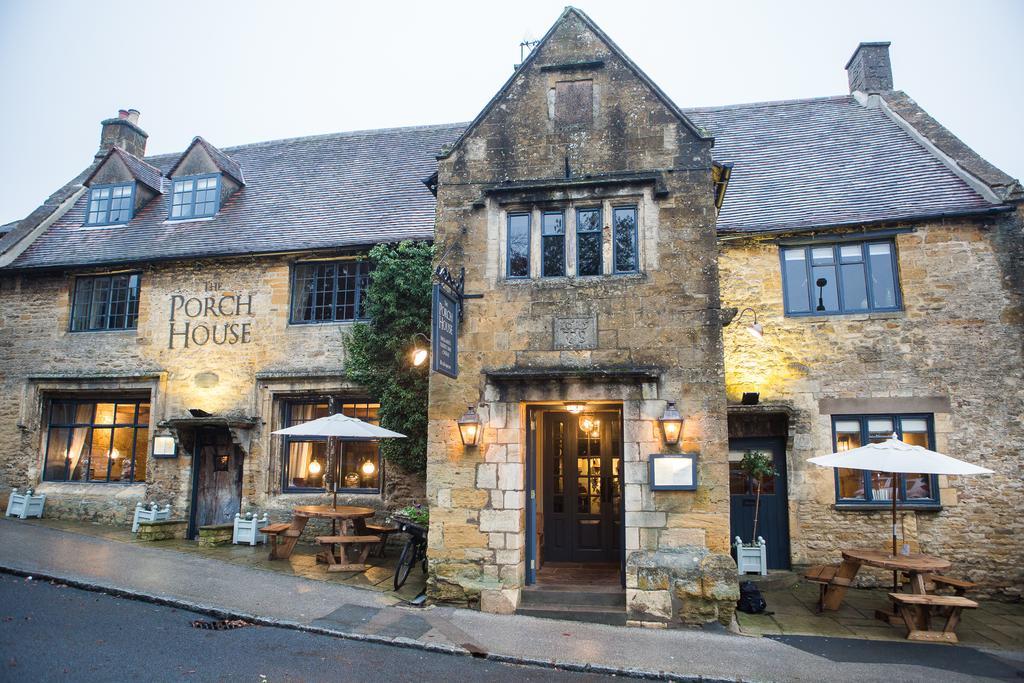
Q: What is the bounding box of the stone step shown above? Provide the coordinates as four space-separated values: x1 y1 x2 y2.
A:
516 604 627 626
520 587 626 608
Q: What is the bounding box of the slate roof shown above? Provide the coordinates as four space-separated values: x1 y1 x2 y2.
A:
85 147 164 194
5 92 1010 270
686 95 997 234
10 123 464 269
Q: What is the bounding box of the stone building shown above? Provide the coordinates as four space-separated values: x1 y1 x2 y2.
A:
1 8 1020 627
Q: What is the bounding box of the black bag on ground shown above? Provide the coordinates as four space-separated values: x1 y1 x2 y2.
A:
736 580 767 614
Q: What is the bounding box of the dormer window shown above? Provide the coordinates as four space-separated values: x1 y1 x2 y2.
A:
86 183 135 225
170 174 220 219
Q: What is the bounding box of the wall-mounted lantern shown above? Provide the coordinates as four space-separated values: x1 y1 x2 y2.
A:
659 401 684 445
457 405 482 447
563 401 586 414
153 434 178 458
734 307 764 339
410 332 430 367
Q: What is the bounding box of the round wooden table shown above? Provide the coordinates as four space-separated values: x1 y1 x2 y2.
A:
841 548 951 578
293 505 377 566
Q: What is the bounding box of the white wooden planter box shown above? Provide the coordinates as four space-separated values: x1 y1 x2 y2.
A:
132 502 171 533
6 488 45 519
233 513 270 545
735 536 768 576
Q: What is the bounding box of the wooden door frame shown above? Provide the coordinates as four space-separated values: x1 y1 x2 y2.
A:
525 404 625 586
728 435 791 569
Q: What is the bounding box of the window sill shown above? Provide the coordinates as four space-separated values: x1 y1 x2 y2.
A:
503 272 646 285
78 222 130 230
68 328 138 334
162 216 216 225
784 310 905 321
834 502 941 512
286 319 365 328
282 488 380 496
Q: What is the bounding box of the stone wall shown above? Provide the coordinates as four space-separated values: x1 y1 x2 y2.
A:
0 252 425 529
719 211 1024 598
426 10 736 625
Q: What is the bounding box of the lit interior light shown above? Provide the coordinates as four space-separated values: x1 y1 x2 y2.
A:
308 459 322 475
361 459 376 476
564 401 586 414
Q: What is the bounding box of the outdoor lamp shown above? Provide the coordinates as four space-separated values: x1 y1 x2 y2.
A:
153 434 177 457
457 405 482 447
361 459 376 476
734 307 763 339
410 332 430 367
660 401 684 445
564 401 586 414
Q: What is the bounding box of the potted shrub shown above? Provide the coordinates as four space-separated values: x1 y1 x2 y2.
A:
734 450 776 575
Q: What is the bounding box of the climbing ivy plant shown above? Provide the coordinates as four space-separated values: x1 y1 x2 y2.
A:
344 241 433 473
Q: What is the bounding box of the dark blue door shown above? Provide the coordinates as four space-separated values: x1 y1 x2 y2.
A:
729 437 790 570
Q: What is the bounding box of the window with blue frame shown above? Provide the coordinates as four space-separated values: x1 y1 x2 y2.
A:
85 183 134 225
70 273 141 332
612 206 638 273
290 259 371 323
781 240 900 315
541 211 565 277
832 414 939 505
507 213 531 278
576 207 602 276
281 400 381 493
170 174 220 219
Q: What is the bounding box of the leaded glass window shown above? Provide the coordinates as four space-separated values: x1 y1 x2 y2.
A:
282 400 381 492
290 260 371 323
576 208 602 276
43 398 150 483
507 213 531 278
170 174 220 219
781 240 901 315
70 273 141 332
85 183 134 225
612 206 638 273
541 211 565 277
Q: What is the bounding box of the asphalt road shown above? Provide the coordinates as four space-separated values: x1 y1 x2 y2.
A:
0 575 615 682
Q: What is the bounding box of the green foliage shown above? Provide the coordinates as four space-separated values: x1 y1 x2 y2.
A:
344 241 433 473
739 450 776 482
394 504 429 526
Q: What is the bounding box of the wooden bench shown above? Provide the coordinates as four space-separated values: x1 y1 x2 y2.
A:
263 522 302 560
365 523 398 557
315 534 381 572
889 592 977 643
804 564 852 612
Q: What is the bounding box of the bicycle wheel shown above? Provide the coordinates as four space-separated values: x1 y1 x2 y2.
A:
394 539 416 591
420 541 428 574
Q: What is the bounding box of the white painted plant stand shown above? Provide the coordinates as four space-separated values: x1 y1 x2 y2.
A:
132 502 171 533
233 512 270 545
735 536 768 576
6 488 46 519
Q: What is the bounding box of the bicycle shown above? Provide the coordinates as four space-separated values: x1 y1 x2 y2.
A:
393 517 428 591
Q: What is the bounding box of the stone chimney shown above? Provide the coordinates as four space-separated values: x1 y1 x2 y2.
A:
845 42 893 94
97 108 148 159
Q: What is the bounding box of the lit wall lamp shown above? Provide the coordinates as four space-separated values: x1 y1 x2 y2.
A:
659 401 684 445
734 307 764 339
457 405 482 447
410 332 431 367
153 433 178 458
563 401 587 414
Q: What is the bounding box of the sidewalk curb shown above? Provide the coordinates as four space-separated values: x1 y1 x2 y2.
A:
0 564 747 683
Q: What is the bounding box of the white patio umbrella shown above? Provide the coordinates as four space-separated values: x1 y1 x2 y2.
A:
808 434 992 588
273 413 406 507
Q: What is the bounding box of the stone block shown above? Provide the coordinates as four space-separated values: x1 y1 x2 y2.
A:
660 527 706 549
479 509 520 533
626 589 672 622
136 519 187 541
624 510 666 528
480 588 520 615
497 463 523 491
476 463 497 489
197 523 234 547
504 490 525 510
484 444 507 463
452 488 489 509
495 548 521 565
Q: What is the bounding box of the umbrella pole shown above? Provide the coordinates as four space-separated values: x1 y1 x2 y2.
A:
892 472 899 591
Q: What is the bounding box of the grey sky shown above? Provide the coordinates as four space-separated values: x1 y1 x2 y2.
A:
1 0 1021 226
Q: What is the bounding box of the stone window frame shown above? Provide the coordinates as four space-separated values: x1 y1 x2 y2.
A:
500 197 645 281
84 182 135 226
830 413 941 509
277 396 382 495
779 238 902 317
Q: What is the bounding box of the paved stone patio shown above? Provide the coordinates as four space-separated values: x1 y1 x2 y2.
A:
737 576 1024 650
21 518 426 601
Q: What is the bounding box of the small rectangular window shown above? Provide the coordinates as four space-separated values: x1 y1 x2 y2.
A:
612 207 638 274
290 260 371 324
541 211 565 277
170 175 220 219
831 414 939 505
781 239 901 315
43 398 149 483
71 273 141 332
85 183 134 225
507 213 531 278
575 208 602 276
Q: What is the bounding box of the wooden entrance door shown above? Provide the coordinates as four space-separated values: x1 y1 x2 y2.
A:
189 427 243 537
543 411 621 563
729 437 791 569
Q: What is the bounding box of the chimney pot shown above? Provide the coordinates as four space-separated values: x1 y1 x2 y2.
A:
118 109 130 120
845 42 893 95
97 109 148 159
126 109 141 124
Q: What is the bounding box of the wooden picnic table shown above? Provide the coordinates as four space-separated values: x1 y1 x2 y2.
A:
820 548 951 612
264 505 376 561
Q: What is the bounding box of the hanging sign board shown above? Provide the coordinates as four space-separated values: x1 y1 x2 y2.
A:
432 284 459 378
